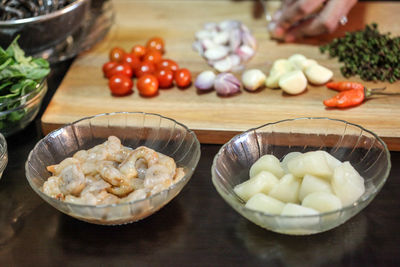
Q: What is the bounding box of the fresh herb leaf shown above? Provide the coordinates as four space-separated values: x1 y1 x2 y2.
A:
0 36 50 131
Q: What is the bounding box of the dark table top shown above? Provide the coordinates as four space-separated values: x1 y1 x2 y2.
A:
0 59 399 267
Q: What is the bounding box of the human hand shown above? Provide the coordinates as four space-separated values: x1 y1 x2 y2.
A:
268 0 357 42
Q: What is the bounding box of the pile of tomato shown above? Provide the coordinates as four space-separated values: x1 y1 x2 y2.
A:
102 37 192 97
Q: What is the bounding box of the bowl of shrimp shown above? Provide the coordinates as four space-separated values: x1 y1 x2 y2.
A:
25 112 201 225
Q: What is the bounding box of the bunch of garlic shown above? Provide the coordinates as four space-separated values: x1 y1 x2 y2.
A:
266 54 333 95
234 151 365 216
192 20 257 73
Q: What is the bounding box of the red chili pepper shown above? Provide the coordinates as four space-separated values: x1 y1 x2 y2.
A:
324 89 365 108
324 87 400 108
326 81 364 91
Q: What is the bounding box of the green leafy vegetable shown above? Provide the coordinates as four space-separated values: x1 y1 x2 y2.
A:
320 23 400 83
0 36 50 131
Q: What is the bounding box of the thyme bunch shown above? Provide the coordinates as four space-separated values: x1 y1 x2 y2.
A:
320 23 400 83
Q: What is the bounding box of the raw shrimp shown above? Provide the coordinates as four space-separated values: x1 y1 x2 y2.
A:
42 136 185 207
42 176 63 199
47 157 80 176
58 164 86 196
144 164 173 188
157 153 177 178
119 146 159 179
121 189 149 203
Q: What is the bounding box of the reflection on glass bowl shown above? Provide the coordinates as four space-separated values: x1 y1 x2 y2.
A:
212 117 391 235
25 112 201 225
0 79 47 137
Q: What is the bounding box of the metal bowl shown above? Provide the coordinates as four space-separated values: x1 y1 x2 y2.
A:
0 0 90 54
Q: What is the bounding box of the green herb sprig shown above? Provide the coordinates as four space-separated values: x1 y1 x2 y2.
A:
320 23 400 83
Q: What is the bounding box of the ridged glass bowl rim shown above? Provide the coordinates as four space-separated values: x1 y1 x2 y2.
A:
25 111 201 209
0 78 47 112
0 0 88 26
0 132 7 162
212 117 392 219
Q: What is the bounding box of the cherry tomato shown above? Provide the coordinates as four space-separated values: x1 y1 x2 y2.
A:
174 68 192 88
121 53 140 72
156 59 179 73
137 74 159 97
102 61 117 77
109 74 133 96
146 37 165 54
109 47 126 62
131 45 147 59
142 50 162 65
135 61 155 78
107 63 133 78
155 68 174 88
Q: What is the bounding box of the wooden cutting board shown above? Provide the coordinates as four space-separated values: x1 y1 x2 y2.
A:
42 0 400 150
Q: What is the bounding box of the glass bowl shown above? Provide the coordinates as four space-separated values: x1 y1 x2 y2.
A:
25 112 201 225
0 133 7 180
0 79 48 137
212 117 391 235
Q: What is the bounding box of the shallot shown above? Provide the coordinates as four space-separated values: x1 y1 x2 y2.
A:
193 20 257 72
214 73 241 96
195 71 216 90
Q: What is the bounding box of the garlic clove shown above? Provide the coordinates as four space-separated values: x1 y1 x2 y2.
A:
299 59 318 71
195 70 216 90
278 70 307 95
236 45 255 62
242 69 266 91
214 73 241 96
204 46 229 61
304 64 333 85
288 54 307 70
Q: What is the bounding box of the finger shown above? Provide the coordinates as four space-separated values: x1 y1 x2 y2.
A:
276 0 326 30
284 0 357 41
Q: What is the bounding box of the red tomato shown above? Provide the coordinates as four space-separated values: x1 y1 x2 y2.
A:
109 47 126 62
135 61 155 78
146 37 165 54
142 50 162 65
121 53 140 72
102 61 117 77
137 74 159 97
155 68 174 88
156 59 179 73
109 74 133 96
107 63 133 78
174 68 192 88
131 45 147 59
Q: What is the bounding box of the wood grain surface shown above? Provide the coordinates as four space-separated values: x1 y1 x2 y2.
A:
41 0 400 150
